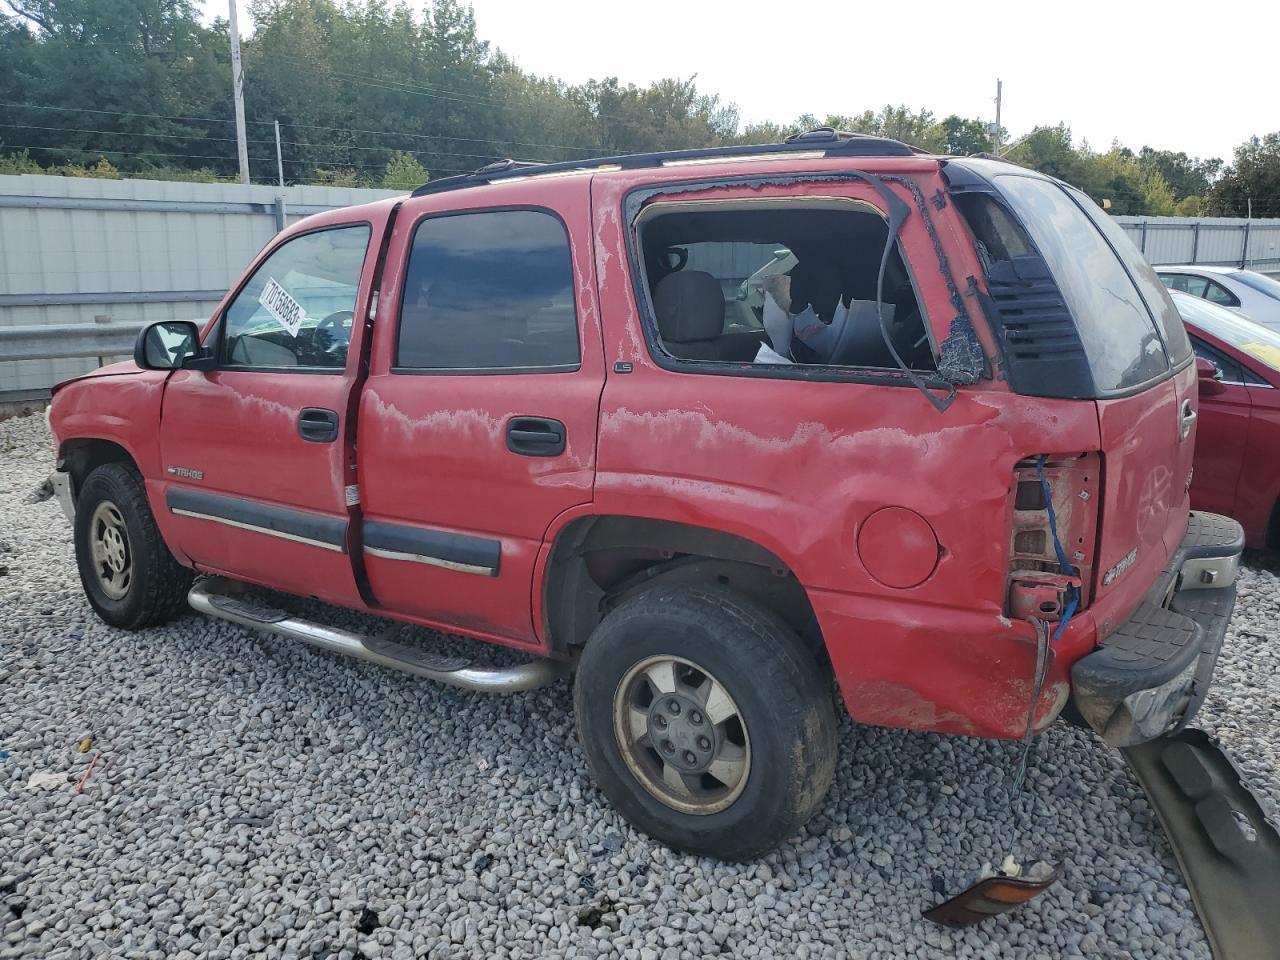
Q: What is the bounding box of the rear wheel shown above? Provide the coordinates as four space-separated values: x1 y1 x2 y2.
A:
74 462 193 630
574 584 837 861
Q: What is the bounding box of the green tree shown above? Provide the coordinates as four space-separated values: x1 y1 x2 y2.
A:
380 150 428 189
1210 133 1280 217
0 0 231 174
1137 147 1222 201
939 115 994 155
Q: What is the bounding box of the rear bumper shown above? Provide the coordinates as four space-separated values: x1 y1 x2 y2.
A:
1070 512 1243 747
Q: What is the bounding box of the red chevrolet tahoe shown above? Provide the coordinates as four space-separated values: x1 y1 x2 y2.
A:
47 130 1244 861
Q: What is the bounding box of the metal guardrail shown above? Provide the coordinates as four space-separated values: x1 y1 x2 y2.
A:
0 320 148 362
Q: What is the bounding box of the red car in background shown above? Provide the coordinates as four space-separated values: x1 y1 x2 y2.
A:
1173 289 1280 549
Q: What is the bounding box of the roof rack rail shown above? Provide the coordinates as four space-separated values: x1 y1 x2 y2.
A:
409 127 919 198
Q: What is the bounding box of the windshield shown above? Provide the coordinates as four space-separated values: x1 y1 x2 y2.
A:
1230 269 1280 301
994 173 1169 393
1172 290 1280 371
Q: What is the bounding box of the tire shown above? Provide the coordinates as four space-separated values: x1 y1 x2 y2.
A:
574 584 837 861
74 462 193 630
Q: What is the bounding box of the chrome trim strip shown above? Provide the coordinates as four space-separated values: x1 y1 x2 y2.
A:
363 544 495 577
172 508 346 552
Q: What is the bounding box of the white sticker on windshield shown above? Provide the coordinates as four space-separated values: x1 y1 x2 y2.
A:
259 278 306 337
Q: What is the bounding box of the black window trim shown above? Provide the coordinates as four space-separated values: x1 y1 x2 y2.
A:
621 171 955 391
212 218 375 376
390 204 583 377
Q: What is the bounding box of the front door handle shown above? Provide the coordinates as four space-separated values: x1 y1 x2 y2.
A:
298 407 339 443
506 417 566 457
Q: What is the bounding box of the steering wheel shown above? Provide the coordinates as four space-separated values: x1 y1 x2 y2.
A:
314 310 354 354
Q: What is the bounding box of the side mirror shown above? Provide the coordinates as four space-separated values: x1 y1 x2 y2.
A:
1195 356 1226 395
134 320 202 370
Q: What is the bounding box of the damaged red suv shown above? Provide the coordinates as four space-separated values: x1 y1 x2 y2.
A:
47 130 1242 862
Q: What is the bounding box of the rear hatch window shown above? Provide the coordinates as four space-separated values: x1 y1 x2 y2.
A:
992 174 1170 393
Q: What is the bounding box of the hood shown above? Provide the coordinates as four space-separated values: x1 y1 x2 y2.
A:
50 360 146 395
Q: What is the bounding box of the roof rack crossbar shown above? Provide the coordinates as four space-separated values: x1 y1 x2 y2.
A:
409 128 916 198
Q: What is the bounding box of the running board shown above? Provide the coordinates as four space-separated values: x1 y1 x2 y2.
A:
188 577 568 693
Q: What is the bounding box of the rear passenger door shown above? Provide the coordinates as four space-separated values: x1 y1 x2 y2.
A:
356 181 604 647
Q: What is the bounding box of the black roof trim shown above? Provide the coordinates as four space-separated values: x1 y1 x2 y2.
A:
409 128 919 198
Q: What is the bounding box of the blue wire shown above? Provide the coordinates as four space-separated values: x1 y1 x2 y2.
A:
1036 455 1080 641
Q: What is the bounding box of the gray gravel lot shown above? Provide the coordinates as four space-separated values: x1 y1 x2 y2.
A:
2 409 1277 960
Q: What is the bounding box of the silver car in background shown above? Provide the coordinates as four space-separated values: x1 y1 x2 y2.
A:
1157 265 1280 332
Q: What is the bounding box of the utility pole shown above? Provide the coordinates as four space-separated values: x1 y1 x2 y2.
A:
994 78 1003 155
274 119 285 187
228 0 250 185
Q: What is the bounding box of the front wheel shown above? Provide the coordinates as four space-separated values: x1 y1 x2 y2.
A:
574 584 837 861
73 462 193 630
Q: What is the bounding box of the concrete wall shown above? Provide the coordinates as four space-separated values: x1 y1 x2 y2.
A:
0 174 400 397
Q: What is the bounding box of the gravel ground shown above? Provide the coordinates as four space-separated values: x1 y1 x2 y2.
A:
2 409 1277 960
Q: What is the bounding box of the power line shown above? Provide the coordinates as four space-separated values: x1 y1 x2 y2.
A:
2 142 275 163
0 120 275 145
0 99 602 153
0 99 243 127
0 119 538 163
3 141 475 174
272 56 636 134
275 139 504 162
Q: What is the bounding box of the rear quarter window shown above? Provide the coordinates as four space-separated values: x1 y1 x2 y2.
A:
995 174 1169 392
1067 187 1193 367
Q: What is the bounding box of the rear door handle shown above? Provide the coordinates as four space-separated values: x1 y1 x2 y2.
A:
1179 399 1197 441
506 416 566 457
298 407 339 443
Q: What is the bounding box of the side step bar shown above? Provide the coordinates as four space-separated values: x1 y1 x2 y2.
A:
188 577 569 693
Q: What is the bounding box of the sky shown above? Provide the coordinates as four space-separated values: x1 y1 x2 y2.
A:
209 0 1278 162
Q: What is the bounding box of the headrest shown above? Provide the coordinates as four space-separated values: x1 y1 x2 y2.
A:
654 271 725 343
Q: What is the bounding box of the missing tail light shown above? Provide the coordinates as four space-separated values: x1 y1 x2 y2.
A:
1007 454 1099 620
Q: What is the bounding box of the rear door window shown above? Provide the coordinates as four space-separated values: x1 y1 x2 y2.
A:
395 209 579 371
995 174 1169 392
1164 274 1208 296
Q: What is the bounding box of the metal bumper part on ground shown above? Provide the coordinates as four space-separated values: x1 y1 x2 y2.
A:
1071 512 1243 747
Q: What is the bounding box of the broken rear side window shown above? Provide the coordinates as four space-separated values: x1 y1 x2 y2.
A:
636 201 936 374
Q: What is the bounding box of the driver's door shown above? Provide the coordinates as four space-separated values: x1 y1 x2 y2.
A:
157 219 380 607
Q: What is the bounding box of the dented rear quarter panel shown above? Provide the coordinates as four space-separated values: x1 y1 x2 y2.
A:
589 162 1112 739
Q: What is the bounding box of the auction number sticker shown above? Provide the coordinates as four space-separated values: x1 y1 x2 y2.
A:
259 278 306 337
